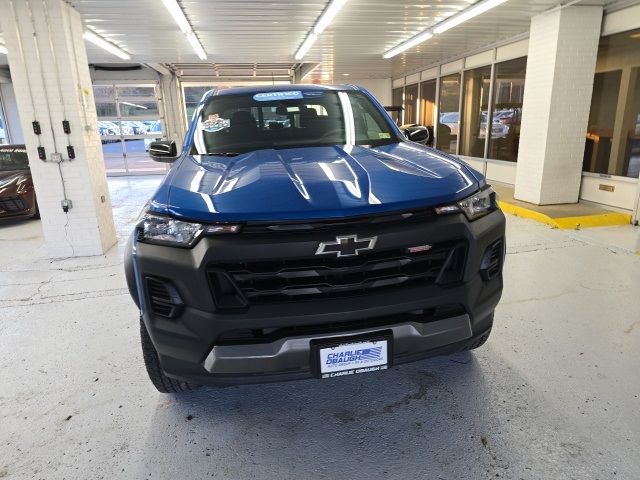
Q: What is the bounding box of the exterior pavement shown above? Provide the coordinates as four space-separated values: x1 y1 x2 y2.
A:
0 176 639 479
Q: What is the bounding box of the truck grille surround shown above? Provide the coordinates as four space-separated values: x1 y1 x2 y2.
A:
207 240 468 307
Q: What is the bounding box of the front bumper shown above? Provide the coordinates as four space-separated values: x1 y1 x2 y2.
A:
0 192 36 219
126 209 505 386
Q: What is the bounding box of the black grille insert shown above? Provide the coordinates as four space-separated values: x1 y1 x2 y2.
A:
208 241 467 305
146 277 184 318
0 196 26 213
242 208 436 235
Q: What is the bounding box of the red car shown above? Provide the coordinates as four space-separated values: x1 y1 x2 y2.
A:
0 145 38 220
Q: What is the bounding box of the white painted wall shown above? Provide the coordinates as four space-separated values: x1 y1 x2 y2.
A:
602 3 640 36
579 175 638 211
346 78 392 106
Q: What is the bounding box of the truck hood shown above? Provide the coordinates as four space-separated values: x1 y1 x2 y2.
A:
160 142 482 222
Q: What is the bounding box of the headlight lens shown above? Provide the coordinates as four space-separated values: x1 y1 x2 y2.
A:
138 213 204 247
136 213 242 247
435 187 497 221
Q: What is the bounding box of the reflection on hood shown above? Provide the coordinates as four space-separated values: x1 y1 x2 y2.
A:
161 142 480 222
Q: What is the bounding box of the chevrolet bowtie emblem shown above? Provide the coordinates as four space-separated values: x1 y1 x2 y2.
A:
315 235 377 258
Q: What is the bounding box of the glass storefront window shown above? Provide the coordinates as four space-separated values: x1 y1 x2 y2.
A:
116 86 156 98
0 96 7 145
437 74 461 153
487 56 527 162
460 65 492 158
391 87 404 124
585 28 640 178
419 79 436 147
93 85 115 100
419 79 436 127
403 83 419 125
101 139 127 174
623 68 640 178
584 71 622 173
95 102 118 117
123 137 167 174
118 101 160 118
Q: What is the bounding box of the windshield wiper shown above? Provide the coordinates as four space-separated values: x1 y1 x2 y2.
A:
205 152 241 157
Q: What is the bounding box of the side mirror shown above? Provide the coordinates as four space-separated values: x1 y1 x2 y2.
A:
404 126 430 144
148 140 178 162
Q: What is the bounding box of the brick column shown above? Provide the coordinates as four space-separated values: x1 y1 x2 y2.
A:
0 0 116 258
514 6 603 205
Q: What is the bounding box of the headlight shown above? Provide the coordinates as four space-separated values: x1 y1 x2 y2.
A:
136 213 241 248
435 187 497 221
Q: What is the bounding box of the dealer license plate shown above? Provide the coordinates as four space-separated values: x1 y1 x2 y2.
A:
315 336 390 379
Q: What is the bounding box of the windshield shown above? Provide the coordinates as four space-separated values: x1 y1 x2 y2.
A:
0 147 29 171
190 90 399 155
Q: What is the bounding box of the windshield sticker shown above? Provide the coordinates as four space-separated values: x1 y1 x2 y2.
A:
253 91 304 101
302 91 325 98
202 114 229 132
378 133 391 139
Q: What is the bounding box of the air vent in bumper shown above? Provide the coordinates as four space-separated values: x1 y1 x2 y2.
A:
145 277 184 318
480 240 504 281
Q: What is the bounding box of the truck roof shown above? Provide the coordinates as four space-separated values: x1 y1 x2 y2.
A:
207 83 362 98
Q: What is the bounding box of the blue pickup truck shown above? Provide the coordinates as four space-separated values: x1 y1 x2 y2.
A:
125 84 505 393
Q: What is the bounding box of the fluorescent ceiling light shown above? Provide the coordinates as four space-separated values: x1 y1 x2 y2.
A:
186 31 207 61
161 0 207 60
433 0 509 34
383 31 433 59
0 43 7 55
295 33 318 61
383 0 509 59
295 0 348 60
314 0 348 35
83 30 131 60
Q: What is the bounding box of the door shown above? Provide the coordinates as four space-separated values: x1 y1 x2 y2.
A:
94 83 169 175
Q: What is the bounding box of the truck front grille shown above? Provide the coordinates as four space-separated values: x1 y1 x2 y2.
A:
208 240 467 306
0 196 26 213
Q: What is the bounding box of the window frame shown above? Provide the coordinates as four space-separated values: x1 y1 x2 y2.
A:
0 87 10 145
393 53 528 168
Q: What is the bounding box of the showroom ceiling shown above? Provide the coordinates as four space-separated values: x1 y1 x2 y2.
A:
0 0 631 80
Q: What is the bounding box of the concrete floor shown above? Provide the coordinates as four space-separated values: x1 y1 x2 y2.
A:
1 176 639 479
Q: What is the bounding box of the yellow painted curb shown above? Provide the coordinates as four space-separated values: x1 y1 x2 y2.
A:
498 201 631 229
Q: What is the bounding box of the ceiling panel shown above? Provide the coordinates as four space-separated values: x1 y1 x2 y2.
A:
0 0 631 79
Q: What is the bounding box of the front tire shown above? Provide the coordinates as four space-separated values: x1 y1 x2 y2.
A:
139 318 201 393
